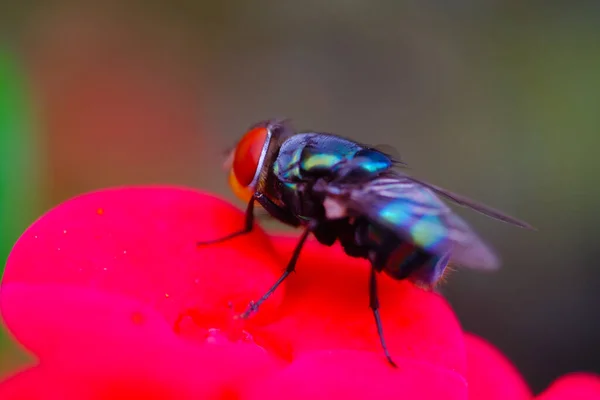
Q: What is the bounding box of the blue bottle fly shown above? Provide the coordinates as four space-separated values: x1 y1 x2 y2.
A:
197 118 534 367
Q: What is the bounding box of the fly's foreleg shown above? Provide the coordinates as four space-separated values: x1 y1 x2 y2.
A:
239 220 318 318
196 195 256 246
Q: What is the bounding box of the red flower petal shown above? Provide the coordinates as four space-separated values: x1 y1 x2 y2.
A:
464 333 531 400
536 373 600 400
241 350 467 400
249 236 467 375
0 187 480 398
1 186 285 356
0 282 280 399
1 187 286 397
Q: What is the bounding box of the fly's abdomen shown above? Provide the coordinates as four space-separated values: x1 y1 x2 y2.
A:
359 221 450 288
383 242 450 287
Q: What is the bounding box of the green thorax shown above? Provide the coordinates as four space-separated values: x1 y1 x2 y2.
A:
273 132 394 183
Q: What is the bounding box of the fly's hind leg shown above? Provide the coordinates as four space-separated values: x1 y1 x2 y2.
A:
369 266 398 368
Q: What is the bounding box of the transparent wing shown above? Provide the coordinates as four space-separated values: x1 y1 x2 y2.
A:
328 174 504 270
401 175 535 230
336 155 533 230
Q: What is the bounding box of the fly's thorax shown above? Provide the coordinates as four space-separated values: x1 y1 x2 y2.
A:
276 178 328 221
330 149 395 182
274 133 365 183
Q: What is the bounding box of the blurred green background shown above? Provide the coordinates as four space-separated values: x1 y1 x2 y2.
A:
0 1 599 393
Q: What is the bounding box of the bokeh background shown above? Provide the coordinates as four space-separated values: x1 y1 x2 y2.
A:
1 1 599 394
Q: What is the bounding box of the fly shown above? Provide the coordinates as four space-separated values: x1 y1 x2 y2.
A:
197 118 534 367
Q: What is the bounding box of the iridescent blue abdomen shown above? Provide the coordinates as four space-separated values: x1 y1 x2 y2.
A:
350 218 449 287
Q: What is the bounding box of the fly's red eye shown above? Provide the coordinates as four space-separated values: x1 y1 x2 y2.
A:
232 126 269 187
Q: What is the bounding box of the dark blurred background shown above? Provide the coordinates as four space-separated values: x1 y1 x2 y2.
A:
1 1 599 393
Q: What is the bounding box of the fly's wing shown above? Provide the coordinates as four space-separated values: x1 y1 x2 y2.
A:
402 175 535 230
333 175 502 270
334 155 533 230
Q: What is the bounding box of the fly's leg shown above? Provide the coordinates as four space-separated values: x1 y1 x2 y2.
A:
239 220 317 319
196 196 256 246
369 266 398 368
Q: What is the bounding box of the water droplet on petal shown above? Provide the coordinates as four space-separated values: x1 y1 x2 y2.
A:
63 229 67 234
205 328 230 345
205 335 217 344
165 293 170 298
237 329 255 344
